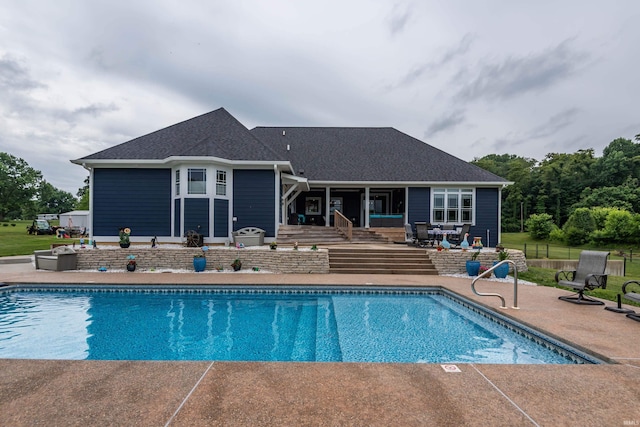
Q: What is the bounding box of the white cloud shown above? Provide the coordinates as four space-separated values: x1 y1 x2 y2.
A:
0 0 639 193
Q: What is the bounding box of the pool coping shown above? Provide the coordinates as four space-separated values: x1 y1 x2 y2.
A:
1 269 640 425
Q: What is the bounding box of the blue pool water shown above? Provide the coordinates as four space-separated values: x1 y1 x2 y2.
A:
0 286 600 364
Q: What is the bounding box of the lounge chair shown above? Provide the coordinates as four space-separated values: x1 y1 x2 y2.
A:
555 250 609 305
606 280 640 322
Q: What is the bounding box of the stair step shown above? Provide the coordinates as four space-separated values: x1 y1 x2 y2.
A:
329 268 438 275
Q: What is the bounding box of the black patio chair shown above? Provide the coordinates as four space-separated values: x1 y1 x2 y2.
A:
448 224 470 248
415 222 432 247
555 250 609 305
605 280 640 322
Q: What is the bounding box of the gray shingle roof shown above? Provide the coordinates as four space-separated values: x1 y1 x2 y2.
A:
251 127 507 183
76 108 506 184
78 108 284 162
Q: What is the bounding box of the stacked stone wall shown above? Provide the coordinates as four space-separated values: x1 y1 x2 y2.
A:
75 247 330 274
427 249 527 275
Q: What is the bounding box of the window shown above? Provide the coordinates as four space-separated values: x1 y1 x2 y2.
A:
216 170 226 196
432 188 473 224
188 168 206 194
175 170 180 196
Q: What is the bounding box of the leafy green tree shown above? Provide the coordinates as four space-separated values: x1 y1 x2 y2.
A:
525 213 556 240
593 138 640 187
36 181 77 214
574 177 640 213
0 152 43 220
537 150 595 226
76 176 89 210
562 207 595 245
590 208 637 244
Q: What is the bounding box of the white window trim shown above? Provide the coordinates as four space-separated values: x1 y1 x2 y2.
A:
431 188 475 225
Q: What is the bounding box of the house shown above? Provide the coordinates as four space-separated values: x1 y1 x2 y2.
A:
72 108 509 245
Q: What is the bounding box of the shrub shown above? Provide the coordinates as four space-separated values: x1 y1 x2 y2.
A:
548 227 565 242
602 209 636 243
525 213 555 240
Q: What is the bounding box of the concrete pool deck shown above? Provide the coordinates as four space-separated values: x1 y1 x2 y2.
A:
1 261 640 425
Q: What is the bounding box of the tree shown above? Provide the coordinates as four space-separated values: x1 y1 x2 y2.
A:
0 152 43 220
76 176 89 210
525 213 556 240
36 181 77 214
536 150 595 226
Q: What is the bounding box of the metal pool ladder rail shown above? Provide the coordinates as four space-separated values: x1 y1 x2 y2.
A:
471 260 519 309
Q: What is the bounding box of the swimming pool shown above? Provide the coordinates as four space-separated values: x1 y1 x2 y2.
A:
0 285 603 364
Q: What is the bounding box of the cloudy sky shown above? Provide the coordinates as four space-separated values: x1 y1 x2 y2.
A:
1 1 639 194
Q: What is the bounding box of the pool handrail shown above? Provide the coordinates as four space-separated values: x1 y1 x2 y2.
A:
471 260 519 309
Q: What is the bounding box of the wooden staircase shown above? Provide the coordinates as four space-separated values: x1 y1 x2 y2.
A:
277 225 390 245
328 247 438 275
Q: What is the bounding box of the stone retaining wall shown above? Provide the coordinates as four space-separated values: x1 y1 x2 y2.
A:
427 249 528 275
76 247 330 274
73 246 527 275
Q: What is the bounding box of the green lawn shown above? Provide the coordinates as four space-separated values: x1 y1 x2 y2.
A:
503 232 640 307
0 220 81 257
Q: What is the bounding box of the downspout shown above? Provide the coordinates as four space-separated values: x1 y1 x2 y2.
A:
81 163 93 241
275 165 281 237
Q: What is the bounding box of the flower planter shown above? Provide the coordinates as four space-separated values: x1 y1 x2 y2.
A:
126 263 136 272
465 260 481 276
492 261 509 279
120 243 130 248
193 257 206 272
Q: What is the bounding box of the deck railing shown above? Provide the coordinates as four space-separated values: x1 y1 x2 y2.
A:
334 210 353 241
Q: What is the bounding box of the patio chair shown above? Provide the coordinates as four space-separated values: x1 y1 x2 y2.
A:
414 222 432 247
555 250 609 305
448 224 470 248
605 280 640 322
404 223 416 246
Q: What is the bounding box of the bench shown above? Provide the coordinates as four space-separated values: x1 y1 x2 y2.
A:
232 227 265 247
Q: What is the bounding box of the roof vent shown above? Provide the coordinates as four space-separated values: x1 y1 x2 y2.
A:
282 130 286 136
286 144 290 151
299 169 304 175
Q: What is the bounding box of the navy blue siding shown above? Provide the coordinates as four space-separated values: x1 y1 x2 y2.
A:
472 188 499 247
93 168 171 236
233 170 275 235
214 199 229 237
408 187 430 226
174 199 181 237
184 198 210 237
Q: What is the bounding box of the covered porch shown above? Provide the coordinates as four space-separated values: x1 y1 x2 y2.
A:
281 185 408 229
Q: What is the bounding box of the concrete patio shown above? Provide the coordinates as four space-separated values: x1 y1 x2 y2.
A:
1 259 639 426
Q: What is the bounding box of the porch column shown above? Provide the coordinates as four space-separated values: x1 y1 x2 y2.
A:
405 187 409 224
325 187 331 227
364 187 370 228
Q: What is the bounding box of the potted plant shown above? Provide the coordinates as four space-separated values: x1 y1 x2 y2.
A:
270 241 278 250
193 246 208 272
119 227 131 248
493 249 510 279
466 250 481 276
232 243 243 271
126 254 136 272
